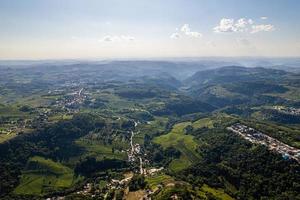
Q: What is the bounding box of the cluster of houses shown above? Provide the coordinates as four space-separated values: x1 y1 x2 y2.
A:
0 118 28 136
227 123 300 163
54 88 86 111
1 88 87 141
274 106 300 116
127 142 141 162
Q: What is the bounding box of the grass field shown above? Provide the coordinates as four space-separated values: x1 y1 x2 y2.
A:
0 132 18 143
75 138 127 160
192 117 214 129
14 156 81 195
48 113 73 122
0 104 35 143
153 181 235 200
153 122 201 171
168 157 191 172
199 184 235 200
134 117 168 145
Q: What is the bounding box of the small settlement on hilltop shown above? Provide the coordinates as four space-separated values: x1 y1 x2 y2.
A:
227 123 300 163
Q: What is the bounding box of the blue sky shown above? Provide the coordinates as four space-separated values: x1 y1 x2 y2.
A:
0 0 299 59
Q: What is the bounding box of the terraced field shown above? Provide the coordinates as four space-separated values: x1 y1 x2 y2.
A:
145 174 174 190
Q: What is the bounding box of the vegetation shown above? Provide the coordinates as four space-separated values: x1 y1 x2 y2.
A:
153 122 201 171
14 156 79 195
0 62 300 199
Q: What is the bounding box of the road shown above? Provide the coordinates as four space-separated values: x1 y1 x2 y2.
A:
128 120 144 174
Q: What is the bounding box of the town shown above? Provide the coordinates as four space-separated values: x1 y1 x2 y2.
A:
227 123 300 163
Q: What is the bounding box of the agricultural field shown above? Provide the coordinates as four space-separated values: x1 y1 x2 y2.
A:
145 173 174 190
153 122 201 171
75 138 128 161
192 117 214 129
14 156 81 195
198 184 235 200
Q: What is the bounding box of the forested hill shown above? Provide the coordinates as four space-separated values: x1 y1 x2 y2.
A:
183 66 298 108
184 66 289 86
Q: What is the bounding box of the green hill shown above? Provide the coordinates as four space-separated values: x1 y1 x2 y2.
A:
14 156 81 195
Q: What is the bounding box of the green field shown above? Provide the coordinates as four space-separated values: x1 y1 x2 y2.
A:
168 157 191 172
0 104 34 143
0 132 18 143
48 113 73 122
199 184 235 200
153 122 201 171
134 117 168 145
14 156 81 195
192 117 214 129
153 182 234 200
75 138 127 161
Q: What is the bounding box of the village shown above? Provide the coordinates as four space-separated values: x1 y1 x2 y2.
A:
0 87 87 142
47 120 165 200
227 123 300 163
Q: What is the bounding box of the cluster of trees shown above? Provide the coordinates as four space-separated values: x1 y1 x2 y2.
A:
128 175 146 191
263 109 300 124
177 128 300 199
224 82 288 96
150 98 216 117
74 157 128 177
0 113 106 197
127 111 154 122
116 88 157 99
151 146 181 165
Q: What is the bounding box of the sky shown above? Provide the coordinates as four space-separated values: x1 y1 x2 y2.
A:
0 0 300 59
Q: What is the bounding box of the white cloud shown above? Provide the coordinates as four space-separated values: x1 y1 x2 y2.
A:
251 24 275 33
120 35 135 41
170 32 180 39
99 35 135 42
213 18 236 33
180 24 202 38
181 24 191 33
101 35 114 42
214 18 254 33
214 18 235 33
260 16 268 20
248 19 254 25
186 31 202 38
235 18 248 29
214 17 275 34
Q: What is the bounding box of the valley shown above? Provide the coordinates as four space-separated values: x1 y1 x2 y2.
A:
0 60 300 199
